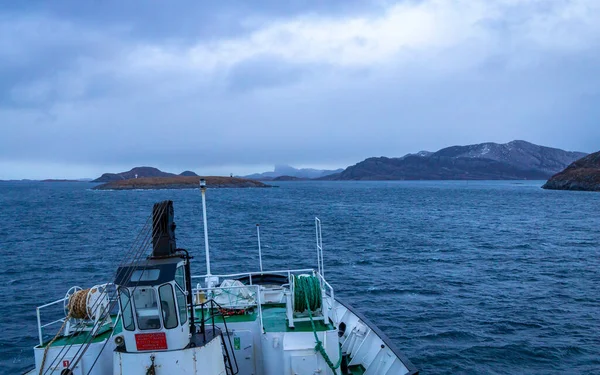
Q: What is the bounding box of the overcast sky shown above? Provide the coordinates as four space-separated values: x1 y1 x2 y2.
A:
1 0 599 179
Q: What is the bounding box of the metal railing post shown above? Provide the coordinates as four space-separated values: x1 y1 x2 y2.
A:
36 307 43 346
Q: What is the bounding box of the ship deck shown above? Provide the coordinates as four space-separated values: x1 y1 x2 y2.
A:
39 315 123 348
194 303 334 332
40 302 333 349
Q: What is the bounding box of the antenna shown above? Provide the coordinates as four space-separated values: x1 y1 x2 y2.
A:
256 224 263 272
200 179 211 276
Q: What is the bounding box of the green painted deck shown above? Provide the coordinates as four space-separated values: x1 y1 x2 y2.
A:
41 316 122 348
195 304 334 333
261 304 334 333
194 308 258 324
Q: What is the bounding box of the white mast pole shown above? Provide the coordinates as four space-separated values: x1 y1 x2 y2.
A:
256 224 263 272
200 179 211 276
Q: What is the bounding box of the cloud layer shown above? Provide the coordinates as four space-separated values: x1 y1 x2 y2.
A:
1 0 599 178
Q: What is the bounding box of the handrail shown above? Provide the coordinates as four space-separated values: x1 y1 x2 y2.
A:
194 299 240 375
193 283 264 332
315 217 324 278
36 297 68 346
190 268 315 280
34 293 119 347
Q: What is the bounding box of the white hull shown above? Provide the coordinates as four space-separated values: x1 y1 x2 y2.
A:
27 291 417 375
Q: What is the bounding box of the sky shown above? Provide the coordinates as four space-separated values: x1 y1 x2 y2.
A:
1 0 599 179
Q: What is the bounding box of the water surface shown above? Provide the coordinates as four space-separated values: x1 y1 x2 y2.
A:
1 180 599 374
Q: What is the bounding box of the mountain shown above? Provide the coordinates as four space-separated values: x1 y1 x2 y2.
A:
93 167 176 182
326 141 587 180
542 151 600 191
179 170 199 177
245 165 343 180
272 175 310 181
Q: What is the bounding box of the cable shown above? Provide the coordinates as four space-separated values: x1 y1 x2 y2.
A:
41 203 167 375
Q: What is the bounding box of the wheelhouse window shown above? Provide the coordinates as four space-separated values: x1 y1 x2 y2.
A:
130 268 160 283
175 287 187 324
118 288 135 331
158 284 178 329
174 266 188 324
175 266 186 290
133 288 161 330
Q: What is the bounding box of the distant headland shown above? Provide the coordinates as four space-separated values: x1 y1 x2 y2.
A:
319 140 586 181
542 151 600 192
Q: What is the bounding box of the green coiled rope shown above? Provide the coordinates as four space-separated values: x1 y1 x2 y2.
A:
292 275 342 373
292 274 322 313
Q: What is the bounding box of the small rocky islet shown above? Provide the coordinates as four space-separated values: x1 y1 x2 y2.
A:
90 167 269 190
542 151 600 192
93 176 269 190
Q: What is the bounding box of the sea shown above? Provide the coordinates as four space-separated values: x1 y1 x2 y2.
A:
1 180 599 375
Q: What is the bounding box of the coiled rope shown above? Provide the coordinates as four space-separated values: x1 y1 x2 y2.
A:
292 274 322 313
292 275 341 373
39 289 90 375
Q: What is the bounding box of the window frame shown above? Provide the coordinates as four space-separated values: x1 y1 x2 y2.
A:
175 266 186 291
118 287 135 331
133 287 162 331
174 282 188 324
158 283 179 329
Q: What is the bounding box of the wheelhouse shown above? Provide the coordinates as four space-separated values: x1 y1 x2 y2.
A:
114 257 192 352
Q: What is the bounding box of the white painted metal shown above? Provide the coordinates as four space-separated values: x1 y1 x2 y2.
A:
191 268 314 281
119 282 190 353
36 307 43 346
35 295 71 346
333 300 412 375
200 179 211 276
257 224 263 272
282 329 341 375
34 340 115 375
113 335 226 375
315 217 324 277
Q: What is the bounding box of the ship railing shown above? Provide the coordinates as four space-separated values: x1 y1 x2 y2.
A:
192 283 264 333
192 268 336 324
191 268 315 283
192 269 334 299
35 297 69 346
34 286 119 346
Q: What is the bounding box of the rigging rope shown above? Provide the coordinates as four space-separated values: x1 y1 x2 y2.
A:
292 275 342 373
47 202 168 375
38 289 90 375
42 203 167 375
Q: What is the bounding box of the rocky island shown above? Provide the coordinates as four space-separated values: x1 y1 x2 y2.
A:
542 151 600 192
93 176 269 190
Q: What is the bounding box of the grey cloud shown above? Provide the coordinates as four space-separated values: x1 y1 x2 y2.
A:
1 0 378 43
226 56 321 92
0 0 599 179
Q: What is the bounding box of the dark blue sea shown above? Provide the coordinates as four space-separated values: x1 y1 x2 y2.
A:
1 181 599 374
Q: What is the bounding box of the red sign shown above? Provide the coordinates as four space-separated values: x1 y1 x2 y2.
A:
62 360 70 368
135 332 168 351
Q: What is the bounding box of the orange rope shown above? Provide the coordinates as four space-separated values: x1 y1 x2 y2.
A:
38 289 90 374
